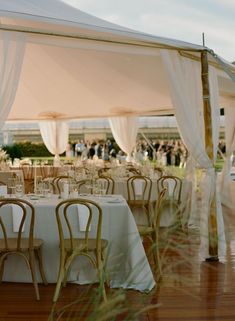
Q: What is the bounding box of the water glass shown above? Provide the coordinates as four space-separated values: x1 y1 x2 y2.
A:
8 178 16 195
42 181 52 198
15 184 24 197
98 180 107 195
93 182 100 196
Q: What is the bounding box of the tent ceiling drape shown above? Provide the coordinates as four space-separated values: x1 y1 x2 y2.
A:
8 43 173 121
0 0 234 123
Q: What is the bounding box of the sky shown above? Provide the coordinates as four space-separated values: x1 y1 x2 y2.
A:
63 0 235 62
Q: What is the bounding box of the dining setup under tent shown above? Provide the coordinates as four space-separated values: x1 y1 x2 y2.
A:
0 0 235 308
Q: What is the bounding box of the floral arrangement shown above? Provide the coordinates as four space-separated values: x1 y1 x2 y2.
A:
19 158 32 165
0 148 8 162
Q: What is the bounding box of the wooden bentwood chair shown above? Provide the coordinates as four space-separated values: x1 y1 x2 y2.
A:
137 188 167 277
53 199 108 303
127 175 153 227
156 175 183 230
0 198 47 300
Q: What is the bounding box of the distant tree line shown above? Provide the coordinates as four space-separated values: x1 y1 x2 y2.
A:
2 141 55 160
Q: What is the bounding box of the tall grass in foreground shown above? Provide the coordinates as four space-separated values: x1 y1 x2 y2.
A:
48 219 209 321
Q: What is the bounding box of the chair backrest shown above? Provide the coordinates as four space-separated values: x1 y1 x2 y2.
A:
52 176 74 194
0 198 35 251
153 188 168 230
40 178 55 194
154 166 164 178
40 166 59 179
157 175 182 205
20 165 33 180
76 179 93 194
126 166 141 175
127 175 152 204
94 176 114 195
74 167 88 180
102 176 115 194
97 167 110 177
55 198 103 255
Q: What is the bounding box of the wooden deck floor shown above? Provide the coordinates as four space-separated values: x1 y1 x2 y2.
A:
1 205 235 321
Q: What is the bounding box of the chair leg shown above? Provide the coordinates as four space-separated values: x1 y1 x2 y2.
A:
151 234 162 279
146 204 152 227
53 250 76 302
53 254 67 303
53 269 65 303
0 255 6 283
62 252 70 287
35 247 48 285
28 250 40 301
97 261 107 302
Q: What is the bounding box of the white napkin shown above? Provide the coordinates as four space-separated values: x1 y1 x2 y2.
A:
134 179 143 196
77 204 91 231
0 186 7 196
12 204 25 233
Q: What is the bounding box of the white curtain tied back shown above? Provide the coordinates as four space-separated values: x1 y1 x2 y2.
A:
39 120 69 165
109 116 139 162
220 106 235 207
161 49 225 259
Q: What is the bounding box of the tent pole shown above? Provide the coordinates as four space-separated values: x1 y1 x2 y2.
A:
201 50 218 260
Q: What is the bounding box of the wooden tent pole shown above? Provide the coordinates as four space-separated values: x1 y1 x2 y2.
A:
201 50 218 259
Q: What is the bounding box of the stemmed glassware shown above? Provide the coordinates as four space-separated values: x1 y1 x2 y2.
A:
8 178 16 196
35 176 43 194
98 180 107 195
42 181 52 198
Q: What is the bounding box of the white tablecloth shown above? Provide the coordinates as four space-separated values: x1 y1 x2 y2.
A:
2 195 155 292
0 170 25 193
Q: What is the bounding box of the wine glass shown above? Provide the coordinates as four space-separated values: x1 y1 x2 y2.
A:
15 184 24 197
8 178 16 196
42 181 52 198
98 180 107 195
36 176 43 194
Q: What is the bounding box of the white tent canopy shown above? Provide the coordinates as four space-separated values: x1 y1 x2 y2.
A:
0 0 234 122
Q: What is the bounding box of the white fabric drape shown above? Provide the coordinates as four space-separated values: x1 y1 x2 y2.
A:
161 49 225 259
220 106 235 207
209 67 221 159
0 31 26 130
109 116 139 162
39 120 69 165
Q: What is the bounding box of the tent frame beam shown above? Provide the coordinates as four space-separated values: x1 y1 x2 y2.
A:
0 25 205 52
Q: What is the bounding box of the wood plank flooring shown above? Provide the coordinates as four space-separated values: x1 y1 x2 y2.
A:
1 205 235 321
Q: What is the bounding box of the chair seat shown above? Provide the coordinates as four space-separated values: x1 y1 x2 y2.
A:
128 200 149 207
0 238 44 251
137 225 154 236
64 238 108 252
159 198 182 227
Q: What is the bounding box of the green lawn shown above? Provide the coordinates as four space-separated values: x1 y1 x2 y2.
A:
215 158 224 172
